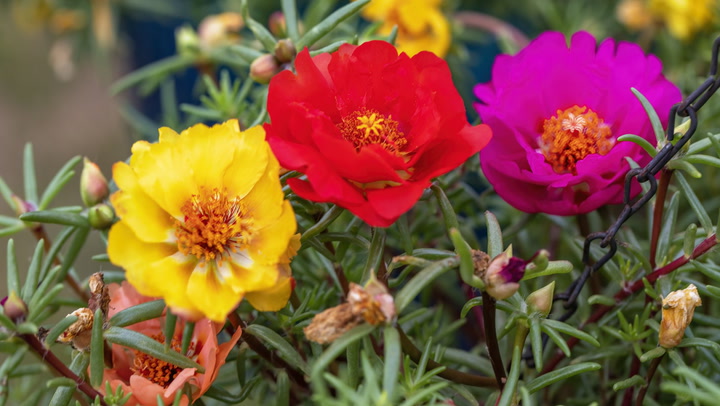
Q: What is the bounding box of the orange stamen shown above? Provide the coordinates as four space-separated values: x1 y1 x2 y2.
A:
175 187 254 263
131 333 197 388
338 108 407 155
540 105 614 174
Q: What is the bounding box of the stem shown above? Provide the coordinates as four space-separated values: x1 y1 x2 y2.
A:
622 355 642 406
542 234 717 373
635 353 664 406
21 334 106 405
31 226 89 302
227 313 308 390
649 170 673 269
397 327 498 388
497 324 528 406
482 291 506 389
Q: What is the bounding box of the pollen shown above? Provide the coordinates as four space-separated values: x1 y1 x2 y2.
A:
175 187 254 263
539 105 614 174
131 333 197 388
338 108 407 155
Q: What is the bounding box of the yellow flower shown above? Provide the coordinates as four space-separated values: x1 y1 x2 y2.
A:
360 0 451 57
107 120 297 322
649 0 717 40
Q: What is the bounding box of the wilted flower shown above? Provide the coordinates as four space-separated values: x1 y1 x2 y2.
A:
57 307 95 351
475 31 681 215
659 284 701 348
102 282 242 406
477 252 526 300
107 121 297 322
265 40 492 227
360 0 451 57
305 279 395 344
198 12 244 50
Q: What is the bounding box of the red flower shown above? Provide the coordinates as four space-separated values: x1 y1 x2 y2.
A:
264 40 492 227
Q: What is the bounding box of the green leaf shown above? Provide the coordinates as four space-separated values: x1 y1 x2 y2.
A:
526 362 601 393
23 143 38 204
639 346 666 362
541 325 570 356
310 324 375 395
110 300 165 327
685 154 720 169
612 375 646 391
671 366 720 397
587 294 616 306
631 88 665 146
90 308 105 387
617 134 657 157
6 239 19 296
91 253 110 262
21 240 45 303
296 0 371 49
163 311 178 350
111 55 195 95
44 315 79 347
655 192 679 266
281 0 300 42
39 156 82 210
523 260 573 280
245 16 277 52
301 205 344 242
45 377 78 388
28 283 64 321
244 324 309 374
276 370 290 406
104 326 204 372
309 40 347 56
529 318 544 371
450 228 480 288
395 256 460 312
40 227 76 283
0 215 22 227
675 172 714 235
383 327 401 402
49 351 89 406
667 159 702 178
19 211 88 228
219 45 264 64
460 297 482 319
485 211 503 257
0 223 25 237
543 319 599 346
0 176 14 210
56 226 90 284
683 223 698 258
362 227 386 283
497 342 523 406
432 184 460 232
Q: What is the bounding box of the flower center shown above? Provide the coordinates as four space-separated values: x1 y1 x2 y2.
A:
338 108 407 155
539 105 614 174
175 187 254 263
131 333 197 388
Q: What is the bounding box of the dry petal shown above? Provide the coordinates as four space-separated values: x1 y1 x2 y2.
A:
303 303 363 344
57 307 94 351
659 284 702 348
88 272 110 318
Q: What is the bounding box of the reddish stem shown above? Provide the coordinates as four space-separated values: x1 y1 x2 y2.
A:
542 234 717 373
649 170 674 269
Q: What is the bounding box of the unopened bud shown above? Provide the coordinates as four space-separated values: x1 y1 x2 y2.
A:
198 12 244 50
57 307 94 351
526 282 555 316
525 249 549 273
3 291 28 322
12 195 39 230
481 252 526 300
80 158 109 207
250 54 282 84
659 284 701 348
268 11 287 38
88 204 115 229
274 39 297 64
176 25 201 57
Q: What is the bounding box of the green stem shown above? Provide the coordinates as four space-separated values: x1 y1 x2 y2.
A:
497 324 529 406
635 353 665 406
300 205 344 242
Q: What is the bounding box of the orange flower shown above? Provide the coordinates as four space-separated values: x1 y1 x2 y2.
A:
101 282 242 405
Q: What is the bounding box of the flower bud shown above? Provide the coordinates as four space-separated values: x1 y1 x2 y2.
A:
198 12 244 50
3 291 28 322
176 25 201 58
480 252 526 300
274 39 297 64
250 54 282 84
88 203 115 230
12 195 39 230
268 11 287 38
616 0 654 31
525 249 549 273
526 282 555 316
80 158 109 207
659 284 701 348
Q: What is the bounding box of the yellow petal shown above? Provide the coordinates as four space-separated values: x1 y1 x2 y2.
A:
222 126 270 200
107 221 176 274
111 162 175 243
182 121 241 191
245 273 293 312
225 256 279 293
247 200 297 265
186 262 244 322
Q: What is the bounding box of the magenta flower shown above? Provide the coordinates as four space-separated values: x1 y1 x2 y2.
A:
475 31 681 215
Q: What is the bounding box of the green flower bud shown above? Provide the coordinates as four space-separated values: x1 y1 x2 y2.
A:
88 204 115 230
274 39 297 64
3 291 28 322
526 281 555 316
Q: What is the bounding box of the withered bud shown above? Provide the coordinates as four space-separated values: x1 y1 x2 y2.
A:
176 25 201 58
303 303 363 344
80 158 109 207
274 39 297 64
3 291 28 322
471 250 490 278
88 203 115 230
268 11 287 37
481 252 526 300
88 272 110 318
57 308 94 351
526 281 555 316
250 54 282 84
616 0 654 31
659 284 702 348
198 12 244 50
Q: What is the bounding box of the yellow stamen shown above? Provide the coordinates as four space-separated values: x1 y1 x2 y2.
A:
540 105 614 174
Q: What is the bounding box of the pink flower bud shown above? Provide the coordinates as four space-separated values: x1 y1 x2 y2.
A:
80 158 109 207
